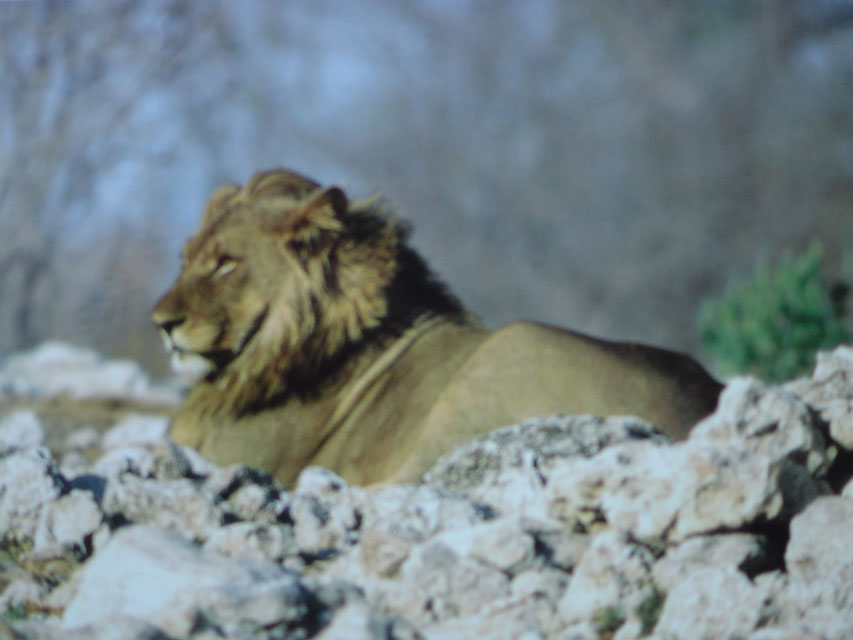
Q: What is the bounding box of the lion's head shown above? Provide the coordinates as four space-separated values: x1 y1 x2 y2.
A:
152 169 462 411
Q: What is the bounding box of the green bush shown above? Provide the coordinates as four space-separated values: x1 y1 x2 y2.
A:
697 243 850 382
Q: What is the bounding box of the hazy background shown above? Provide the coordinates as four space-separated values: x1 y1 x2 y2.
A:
1 0 852 376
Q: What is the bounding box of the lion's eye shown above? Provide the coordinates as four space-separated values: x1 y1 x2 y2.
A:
213 255 238 277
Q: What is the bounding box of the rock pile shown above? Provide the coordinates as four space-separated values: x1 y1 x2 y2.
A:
2 343 853 639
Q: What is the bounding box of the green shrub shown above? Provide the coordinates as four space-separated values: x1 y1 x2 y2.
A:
697 243 849 382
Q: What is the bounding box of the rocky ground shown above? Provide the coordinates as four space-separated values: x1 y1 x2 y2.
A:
2 343 853 639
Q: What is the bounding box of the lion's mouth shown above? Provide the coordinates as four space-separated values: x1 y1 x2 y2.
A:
159 307 269 382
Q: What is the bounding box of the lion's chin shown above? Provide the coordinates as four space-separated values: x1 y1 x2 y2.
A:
169 350 215 385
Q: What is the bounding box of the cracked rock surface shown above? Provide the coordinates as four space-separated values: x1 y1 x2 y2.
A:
2 342 853 639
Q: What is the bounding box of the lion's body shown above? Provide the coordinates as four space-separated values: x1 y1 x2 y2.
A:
153 170 722 488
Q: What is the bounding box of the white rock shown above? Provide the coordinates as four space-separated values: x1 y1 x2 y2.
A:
40 570 84 614
748 629 826 640
93 440 192 480
787 346 853 450
33 489 102 552
557 529 655 629
203 522 298 563
511 567 568 605
785 495 853 579
0 578 44 611
432 517 535 575
64 426 100 451
549 621 598 639
547 439 785 542
357 527 414 578
354 484 495 544
226 482 285 522
291 468 361 555
58 450 90 478
101 413 170 449
425 414 667 518
758 496 853 640
810 397 853 450
654 566 771 640
0 341 182 404
527 524 590 572
0 447 65 540
205 464 289 523
0 410 44 451
175 442 222 478
652 533 768 592
772 580 853 640
62 525 311 638
0 342 143 399
92 445 159 478
313 600 421 640
102 475 223 542
692 377 832 475
390 538 511 625
34 616 168 640
424 601 548 640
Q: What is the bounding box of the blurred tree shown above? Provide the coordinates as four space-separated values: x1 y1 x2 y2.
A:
0 0 851 376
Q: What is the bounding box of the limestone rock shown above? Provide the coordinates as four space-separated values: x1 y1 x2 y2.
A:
101 413 171 450
205 464 289 523
548 378 835 542
692 377 833 475
92 439 193 480
0 447 66 541
748 629 826 640
62 525 318 638
0 577 44 612
101 475 224 542
771 496 853 639
33 489 102 554
352 483 495 544
203 522 299 564
290 467 362 556
92 445 161 478
313 600 423 640
6 341 853 638
64 426 100 451
0 409 44 451
5 616 169 640
556 529 656 630
385 536 511 625
785 496 853 579
654 566 774 640
547 439 785 541
652 533 770 592
424 414 668 518
0 341 179 403
431 517 536 575
787 345 853 450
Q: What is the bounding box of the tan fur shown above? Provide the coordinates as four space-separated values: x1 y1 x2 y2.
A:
152 169 722 488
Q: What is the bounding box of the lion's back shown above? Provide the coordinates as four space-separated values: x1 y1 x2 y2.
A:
396 321 718 470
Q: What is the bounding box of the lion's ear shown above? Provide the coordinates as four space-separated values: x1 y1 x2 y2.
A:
282 187 347 254
202 184 240 227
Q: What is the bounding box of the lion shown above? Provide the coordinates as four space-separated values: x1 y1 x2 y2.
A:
151 169 722 487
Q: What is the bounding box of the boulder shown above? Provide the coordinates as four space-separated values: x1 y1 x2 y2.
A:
61 525 321 638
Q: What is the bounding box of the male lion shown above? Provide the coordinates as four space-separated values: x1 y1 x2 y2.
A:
152 169 722 487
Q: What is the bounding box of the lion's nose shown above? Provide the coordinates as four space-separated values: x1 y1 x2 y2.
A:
156 316 186 336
